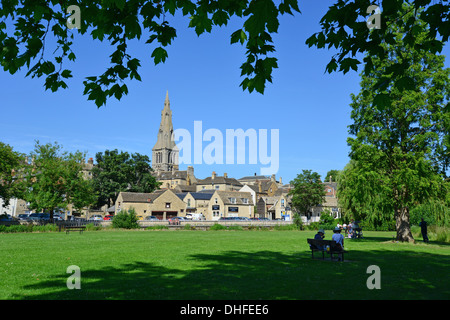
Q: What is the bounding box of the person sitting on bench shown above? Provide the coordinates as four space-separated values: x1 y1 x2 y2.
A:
311 229 326 251
332 227 345 261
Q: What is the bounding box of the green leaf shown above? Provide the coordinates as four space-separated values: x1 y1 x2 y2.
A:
372 93 391 111
151 47 168 65
395 76 415 92
230 29 247 45
61 69 72 79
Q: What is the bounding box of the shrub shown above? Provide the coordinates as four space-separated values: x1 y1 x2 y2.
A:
33 224 59 232
292 213 303 230
112 208 140 229
209 223 226 230
435 227 449 243
183 224 192 230
319 210 335 224
146 225 169 230
86 223 103 231
273 224 298 231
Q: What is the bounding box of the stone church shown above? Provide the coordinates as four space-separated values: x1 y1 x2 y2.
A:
152 92 197 189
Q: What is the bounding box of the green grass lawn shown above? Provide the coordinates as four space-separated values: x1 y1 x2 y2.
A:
1 229 449 300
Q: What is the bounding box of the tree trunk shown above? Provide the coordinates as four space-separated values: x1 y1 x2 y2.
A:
395 206 414 242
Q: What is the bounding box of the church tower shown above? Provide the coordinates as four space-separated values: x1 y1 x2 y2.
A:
152 91 179 172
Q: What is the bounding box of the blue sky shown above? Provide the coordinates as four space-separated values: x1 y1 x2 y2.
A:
1 1 448 184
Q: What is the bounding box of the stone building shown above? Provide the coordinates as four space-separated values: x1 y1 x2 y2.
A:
207 190 254 220
178 191 214 219
115 189 186 220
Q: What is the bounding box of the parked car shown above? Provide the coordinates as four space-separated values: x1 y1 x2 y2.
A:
103 215 114 221
0 214 14 221
28 213 41 221
89 215 103 221
145 216 159 221
53 214 64 221
17 214 30 221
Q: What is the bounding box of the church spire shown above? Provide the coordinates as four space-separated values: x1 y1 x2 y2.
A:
164 90 170 109
152 91 179 172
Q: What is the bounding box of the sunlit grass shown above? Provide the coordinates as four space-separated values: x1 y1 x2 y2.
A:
1 229 448 300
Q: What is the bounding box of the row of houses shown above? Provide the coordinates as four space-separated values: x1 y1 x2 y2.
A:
113 170 340 221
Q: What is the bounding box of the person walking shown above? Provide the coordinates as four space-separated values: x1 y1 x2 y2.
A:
419 218 429 243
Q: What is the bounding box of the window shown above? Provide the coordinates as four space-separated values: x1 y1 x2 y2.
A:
187 199 191 207
215 198 218 204
281 199 285 207
215 185 220 190
228 197 236 204
165 203 171 208
241 198 248 204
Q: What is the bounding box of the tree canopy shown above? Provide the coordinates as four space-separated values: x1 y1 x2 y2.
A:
0 0 300 106
1 1 449 108
339 5 450 241
288 169 325 217
21 141 97 219
91 149 160 208
0 141 23 206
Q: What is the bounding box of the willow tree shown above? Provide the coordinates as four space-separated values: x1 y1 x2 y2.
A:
347 6 450 242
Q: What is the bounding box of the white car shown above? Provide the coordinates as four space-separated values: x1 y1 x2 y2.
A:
89 215 103 221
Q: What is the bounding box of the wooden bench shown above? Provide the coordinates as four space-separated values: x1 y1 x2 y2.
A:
65 225 86 234
307 239 348 261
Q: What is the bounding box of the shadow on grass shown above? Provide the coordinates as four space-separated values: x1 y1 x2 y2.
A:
12 247 450 300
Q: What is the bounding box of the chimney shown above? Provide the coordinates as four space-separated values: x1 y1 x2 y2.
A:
271 174 275 182
258 181 262 193
212 171 216 179
88 157 94 165
186 166 193 186
279 177 282 185
224 173 228 178
329 176 332 183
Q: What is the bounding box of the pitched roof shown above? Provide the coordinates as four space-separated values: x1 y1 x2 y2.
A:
173 184 197 193
238 175 270 181
119 190 165 203
215 190 254 205
157 170 188 180
197 176 242 186
188 192 214 200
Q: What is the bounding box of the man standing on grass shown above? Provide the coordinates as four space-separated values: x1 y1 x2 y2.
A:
419 218 429 243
